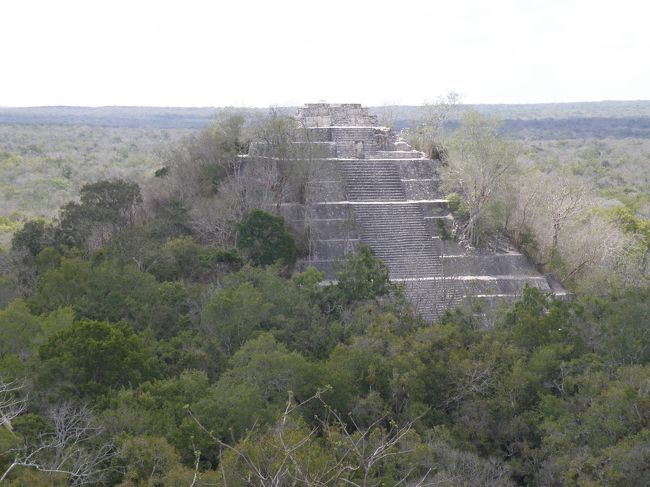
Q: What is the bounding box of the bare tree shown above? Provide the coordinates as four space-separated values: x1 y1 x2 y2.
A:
1 403 115 485
442 111 519 247
509 172 590 260
189 390 437 487
0 377 27 433
406 92 462 159
506 171 642 285
558 215 629 282
539 177 590 250
427 441 515 487
0 249 38 300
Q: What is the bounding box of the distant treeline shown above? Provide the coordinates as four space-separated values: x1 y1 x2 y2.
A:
447 117 650 140
0 106 230 129
2 101 650 138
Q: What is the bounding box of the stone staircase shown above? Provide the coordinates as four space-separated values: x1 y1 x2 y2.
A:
341 161 405 201
402 279 466 320
352 204 442 279
341 160 445 309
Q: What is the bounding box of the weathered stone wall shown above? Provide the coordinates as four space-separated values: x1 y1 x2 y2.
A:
295 106 423 160
298 103 378 127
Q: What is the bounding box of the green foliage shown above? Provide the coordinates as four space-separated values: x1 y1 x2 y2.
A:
201 282 273 353
188 116 247 193
0 216 21 236
446 192 462 212
2 113 650 486
38 319 159 397
11 219 55 256
57 179 142 248
605 205 650 248
500 287 583 352
0 300 74 361
116 435 198 486
201 264 332 357
237 209 297 268
2 240 648 485
218 333 320 405
29 255 187 336
148 236 241 282
325 322 425 423
217 396 433 487
154 330 226 381
145 199 193 241
579 287 650 365
333 245 393 304
0 124 190 222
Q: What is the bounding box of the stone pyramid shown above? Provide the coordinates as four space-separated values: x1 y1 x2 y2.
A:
280 104 565 320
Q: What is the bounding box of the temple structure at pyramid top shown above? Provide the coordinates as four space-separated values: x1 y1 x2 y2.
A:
295 103 424 160
297 103 379 126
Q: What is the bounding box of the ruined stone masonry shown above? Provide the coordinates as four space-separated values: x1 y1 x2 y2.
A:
281 104 564 320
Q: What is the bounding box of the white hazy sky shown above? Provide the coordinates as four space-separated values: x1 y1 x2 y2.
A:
1 0 649 107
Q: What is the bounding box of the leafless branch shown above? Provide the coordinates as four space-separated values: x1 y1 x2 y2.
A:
0 403 116 485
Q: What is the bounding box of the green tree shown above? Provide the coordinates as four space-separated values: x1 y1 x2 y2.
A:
116 435 199 486
333 245 393 304
201 282 272 353
0 300 74 361
148 236 241 282
57 179 142 249
237 209 297 268
105 370 213 465
216 333 320 405
29 256 177 335
38 319 158 396
219 265 329 357
11 220 55 257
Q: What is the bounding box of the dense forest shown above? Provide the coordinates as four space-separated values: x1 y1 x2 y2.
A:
0 105 649 486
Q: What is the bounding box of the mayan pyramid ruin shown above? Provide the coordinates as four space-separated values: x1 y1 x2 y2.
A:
270 103 565 320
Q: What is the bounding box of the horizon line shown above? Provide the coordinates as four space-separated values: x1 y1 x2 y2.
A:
1 99 650 110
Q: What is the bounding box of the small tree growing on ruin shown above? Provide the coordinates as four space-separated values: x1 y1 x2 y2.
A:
407 91 462 159
442 111 519 247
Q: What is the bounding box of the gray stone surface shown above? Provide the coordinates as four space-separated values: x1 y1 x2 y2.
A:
281 104 565 320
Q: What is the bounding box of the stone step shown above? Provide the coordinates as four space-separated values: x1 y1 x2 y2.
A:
367 151 426 159
343 168 401 173
363 241 438 249
344 178 402 182
358 227 430 232
375 251 441 259
352 202 426 208
355 214 426 219
357 219 435 227
383 261 441 267
347 193 405 199
377 250 441 256
347 189 404 194
379 254 441 261
344 179 402 183
363 242 436 249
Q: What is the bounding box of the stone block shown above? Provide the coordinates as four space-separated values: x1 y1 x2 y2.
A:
402 179 441 199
